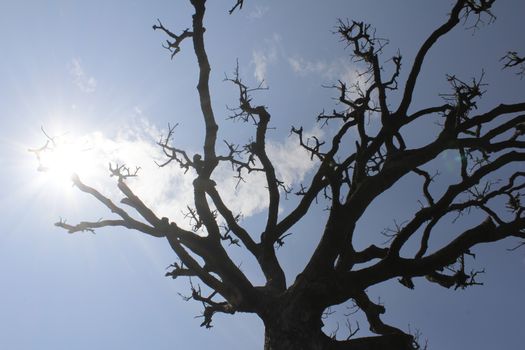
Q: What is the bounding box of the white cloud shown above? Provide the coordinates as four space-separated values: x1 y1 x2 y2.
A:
92 120 196 226
69 58 97 93
252 49 275 84
252 34 280 84
42 119 320 232
212 126 322 218
268 127 323 186
252 50 269 83
288 57 332 76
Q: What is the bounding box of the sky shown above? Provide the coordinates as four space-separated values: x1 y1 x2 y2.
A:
0 1 524 349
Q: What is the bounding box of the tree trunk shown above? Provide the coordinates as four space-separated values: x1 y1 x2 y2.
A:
264 323 330 350
329 334 416 350
262 297 332 350
261 288 415 350
264 324 415 350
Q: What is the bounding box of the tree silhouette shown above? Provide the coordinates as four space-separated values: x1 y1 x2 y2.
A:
35 1 524 349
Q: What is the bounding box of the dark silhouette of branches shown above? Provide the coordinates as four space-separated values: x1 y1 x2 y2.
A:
33 1 524 349
228 0 244 15
152 20 193 59
501 51 525 78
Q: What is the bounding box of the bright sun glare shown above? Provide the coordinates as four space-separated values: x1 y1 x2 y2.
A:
30 130 100 191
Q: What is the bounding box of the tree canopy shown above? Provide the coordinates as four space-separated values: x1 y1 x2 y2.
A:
30 1 525 349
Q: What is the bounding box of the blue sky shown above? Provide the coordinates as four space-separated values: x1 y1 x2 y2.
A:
1 1 524 349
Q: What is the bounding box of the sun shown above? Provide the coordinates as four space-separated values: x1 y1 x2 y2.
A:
29 129 100 191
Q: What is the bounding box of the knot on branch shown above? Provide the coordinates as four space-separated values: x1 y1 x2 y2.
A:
192 177 217 191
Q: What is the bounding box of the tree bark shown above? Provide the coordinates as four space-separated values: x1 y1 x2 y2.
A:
263 308 415 350
264 328 415 350
330 334 416 350
264 323 330 350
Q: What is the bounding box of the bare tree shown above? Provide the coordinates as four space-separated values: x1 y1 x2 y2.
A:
34 1 524 349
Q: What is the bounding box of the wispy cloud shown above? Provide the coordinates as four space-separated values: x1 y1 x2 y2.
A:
288 57 335 77
251 36 363 89
213 126 322 218
247 5 269 20
288 56 363 86
69 58 97 93
252 34 281 84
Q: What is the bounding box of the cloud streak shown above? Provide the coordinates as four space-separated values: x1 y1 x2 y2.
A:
252 34 280 84
69 58 97 93
288 56 364 86
251 35 363 90
247 5 269 20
